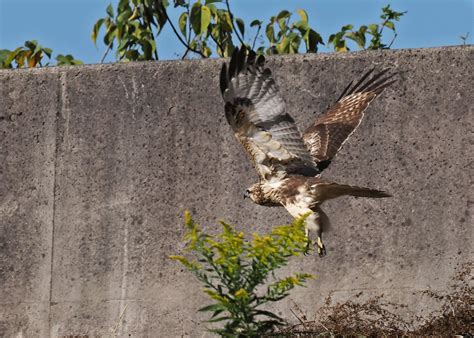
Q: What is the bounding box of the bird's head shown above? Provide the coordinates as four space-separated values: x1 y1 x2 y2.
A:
244 183 266 204
244 182 278 206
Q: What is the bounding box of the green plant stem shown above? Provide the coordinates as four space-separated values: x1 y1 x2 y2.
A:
163 6 205 58
225 0 245 47
100 41 113 63
181 3 194 59
210 33 225 56
387 31 397 48
252 24 261 50
154 0 204 58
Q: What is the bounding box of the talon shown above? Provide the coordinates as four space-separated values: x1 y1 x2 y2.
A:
317 244 326 257
304 238 312 255
315 236 326 257
303 228 311 255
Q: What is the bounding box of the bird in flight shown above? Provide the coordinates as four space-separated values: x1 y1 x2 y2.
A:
220 46 395 256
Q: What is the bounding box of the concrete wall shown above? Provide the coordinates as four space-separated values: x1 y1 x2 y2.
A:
0 46 472 337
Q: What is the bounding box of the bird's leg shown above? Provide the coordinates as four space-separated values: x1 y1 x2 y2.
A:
306 212 326 257
302 212 326 257
303 227 312 255
316 228 326 257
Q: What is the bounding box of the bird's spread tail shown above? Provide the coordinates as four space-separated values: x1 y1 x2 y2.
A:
317 183 392 200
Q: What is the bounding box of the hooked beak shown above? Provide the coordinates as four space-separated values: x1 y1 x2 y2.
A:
244 190 250 199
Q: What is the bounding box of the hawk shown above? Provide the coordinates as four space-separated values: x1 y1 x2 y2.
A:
220 46 395 256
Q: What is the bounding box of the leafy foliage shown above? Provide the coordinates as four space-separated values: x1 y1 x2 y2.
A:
56 54 84 66
263 9 323 55
0 40 52 68
0 40 82 69
170 212 313 336
93 1 401 60
175 0 237 57
92 0 169 61
0 1 406 69
328 5 406 51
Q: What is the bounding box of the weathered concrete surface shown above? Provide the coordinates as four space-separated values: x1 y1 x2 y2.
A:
0 46 473 336
0 70 58 336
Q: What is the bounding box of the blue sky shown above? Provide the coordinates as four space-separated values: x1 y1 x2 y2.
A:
0 0 472 64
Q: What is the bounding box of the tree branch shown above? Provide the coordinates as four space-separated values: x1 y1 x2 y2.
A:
158 2 205 58
225 0 245 47
100 41 113 63
210 31 225 56
387 31 397 49
252 24 261 50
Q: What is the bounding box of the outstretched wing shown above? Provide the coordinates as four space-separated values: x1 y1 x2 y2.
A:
220 46 319 180
303 69 396 171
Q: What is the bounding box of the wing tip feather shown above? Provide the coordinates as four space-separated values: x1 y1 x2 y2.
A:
220 63 228 96
342 68 397 98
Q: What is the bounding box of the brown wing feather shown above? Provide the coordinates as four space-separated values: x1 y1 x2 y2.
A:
221 46 319 180
303 69 396 171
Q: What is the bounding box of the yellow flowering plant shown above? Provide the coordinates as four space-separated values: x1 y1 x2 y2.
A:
170 212 313 336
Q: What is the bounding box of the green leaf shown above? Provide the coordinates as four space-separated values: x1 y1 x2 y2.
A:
0 49 11 62
4 47 22 66
118 0 129 12
341 24 353 31
307 29 323 51
191 2 202 34
154 1 168 30
235 18 245 38
0 49 13 68
140 39 153 60
207 316 232 323
278 16 289 31
250 19 262 27
384 21 395 30
217 11 233 32
43 48 52 58
253 309 284 321
206 3 218 16
92 18 105 45
296 9 308 23
200 5 212 34
276 10 291 21
293 20 309 34
266 24 275 43
117 8 132 23
56 54 83 66
178 12 188 37
24 40 38 52
346 31 365 49
368 24 379 34
106 3 114 18
201 40 212 57
198 303 226 313
289 37 301 53
276 36 290 54
103 24 117 46
190 3 211 35
125 49 139 60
